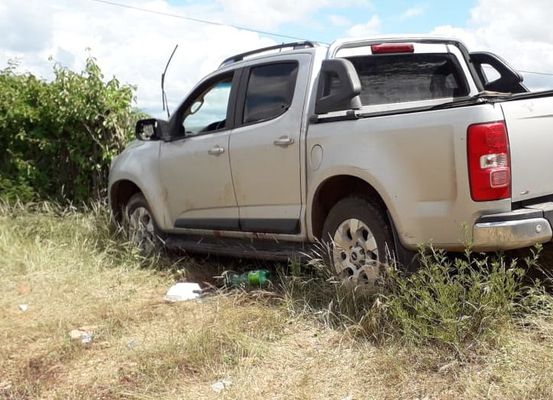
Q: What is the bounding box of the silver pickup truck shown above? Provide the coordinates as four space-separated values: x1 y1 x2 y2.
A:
109 36 553 283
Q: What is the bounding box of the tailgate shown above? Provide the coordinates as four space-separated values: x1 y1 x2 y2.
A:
500 96 553 202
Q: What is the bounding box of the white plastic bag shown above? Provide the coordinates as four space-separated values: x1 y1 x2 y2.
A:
164 282 202 302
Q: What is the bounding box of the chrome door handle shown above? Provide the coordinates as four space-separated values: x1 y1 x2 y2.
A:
273 136 295 147
208 145 225 156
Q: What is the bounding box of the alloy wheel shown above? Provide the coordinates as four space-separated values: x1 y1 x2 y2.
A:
128 206 156 255
331 218 380 284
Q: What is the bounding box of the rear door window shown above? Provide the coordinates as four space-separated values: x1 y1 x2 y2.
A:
242 62 298 124
346 53 469 106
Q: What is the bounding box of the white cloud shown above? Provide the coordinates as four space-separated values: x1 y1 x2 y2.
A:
0 0 53 52
347 15 381 37
329 15 351 27
0 0 377 116
215 0 371 30
216 0 332 30
399 6 424 21
0 0 275 116
432 0 553 90
7 0 553 120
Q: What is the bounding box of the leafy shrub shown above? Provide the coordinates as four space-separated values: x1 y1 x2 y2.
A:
381 248 533 354
282 245 551 356
0 57 141 203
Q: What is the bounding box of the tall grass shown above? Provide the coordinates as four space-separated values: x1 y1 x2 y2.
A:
0 202 287 398
281 244 553 357
2 202 553 397
3 200 552 361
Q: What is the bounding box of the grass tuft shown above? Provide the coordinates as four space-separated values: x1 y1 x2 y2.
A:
281 243 553 357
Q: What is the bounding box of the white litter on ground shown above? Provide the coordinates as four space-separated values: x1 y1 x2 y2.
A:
164 282 202 302
69 326 97 345
211 378 232 393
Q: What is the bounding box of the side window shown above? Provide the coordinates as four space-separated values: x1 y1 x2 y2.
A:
183 74 233 137
470 52 527 94
243 62 298 124
481 64 501 84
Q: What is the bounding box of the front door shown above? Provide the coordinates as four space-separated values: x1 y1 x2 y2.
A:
159 71 240 230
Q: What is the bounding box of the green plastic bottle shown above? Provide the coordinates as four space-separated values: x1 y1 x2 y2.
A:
227 269 271 287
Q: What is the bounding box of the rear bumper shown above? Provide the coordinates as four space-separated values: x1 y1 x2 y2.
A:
472 202 553 251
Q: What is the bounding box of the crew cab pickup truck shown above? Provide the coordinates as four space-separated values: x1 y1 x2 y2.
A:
109 35 553 284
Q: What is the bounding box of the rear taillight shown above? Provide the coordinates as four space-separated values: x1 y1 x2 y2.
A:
467 121 511 201
371 43 414 54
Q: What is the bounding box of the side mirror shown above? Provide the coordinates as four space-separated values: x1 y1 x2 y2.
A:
315 58 362 114
135 118 168 141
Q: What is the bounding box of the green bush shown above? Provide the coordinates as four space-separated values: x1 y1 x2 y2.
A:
0 57 141 203
381 248 533 353
282 245 552 357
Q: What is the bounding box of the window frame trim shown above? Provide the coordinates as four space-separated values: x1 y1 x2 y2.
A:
234 60 300 129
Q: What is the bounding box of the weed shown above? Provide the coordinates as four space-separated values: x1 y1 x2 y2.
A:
282 243 553 357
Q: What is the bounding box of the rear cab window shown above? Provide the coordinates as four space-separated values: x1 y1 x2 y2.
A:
334 42 474 113
347 53 469 105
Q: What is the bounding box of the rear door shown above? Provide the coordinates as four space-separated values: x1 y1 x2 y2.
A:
229 55 311 234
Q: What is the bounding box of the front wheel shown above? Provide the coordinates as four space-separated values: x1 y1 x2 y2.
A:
123 193 161 256
321 197 395 285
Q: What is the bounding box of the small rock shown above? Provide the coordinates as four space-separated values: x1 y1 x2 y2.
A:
69 329 83 340
211 378 232 393
127 339 138 349
69 328 94 344
341 396 353 400
18 304 29 312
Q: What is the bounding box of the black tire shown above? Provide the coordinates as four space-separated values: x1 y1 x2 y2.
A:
123 193 162 256
321 197 395 284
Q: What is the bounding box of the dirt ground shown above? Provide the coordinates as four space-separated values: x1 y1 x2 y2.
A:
2 207 553 399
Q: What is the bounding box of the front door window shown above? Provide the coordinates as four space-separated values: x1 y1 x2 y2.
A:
183 76 233 136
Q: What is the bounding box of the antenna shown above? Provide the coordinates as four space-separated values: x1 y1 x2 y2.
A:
161 44 179 119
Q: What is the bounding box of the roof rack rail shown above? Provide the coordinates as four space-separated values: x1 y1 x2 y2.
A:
219 41 316 67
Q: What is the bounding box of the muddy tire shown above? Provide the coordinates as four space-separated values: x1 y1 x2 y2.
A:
321 197 395 285
123 193 161 256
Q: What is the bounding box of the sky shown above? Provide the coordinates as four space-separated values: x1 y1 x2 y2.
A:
2 0 553 117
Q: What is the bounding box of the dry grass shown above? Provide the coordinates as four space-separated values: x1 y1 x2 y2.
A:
2 203 553 399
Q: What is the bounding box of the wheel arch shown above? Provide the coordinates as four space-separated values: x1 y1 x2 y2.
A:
310 174 392 240
109 179 143 223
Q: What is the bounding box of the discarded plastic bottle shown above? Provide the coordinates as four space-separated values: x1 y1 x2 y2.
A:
226 269 271 287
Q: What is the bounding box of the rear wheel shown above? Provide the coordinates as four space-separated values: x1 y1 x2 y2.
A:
321 197 395 285
124 193 160 256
